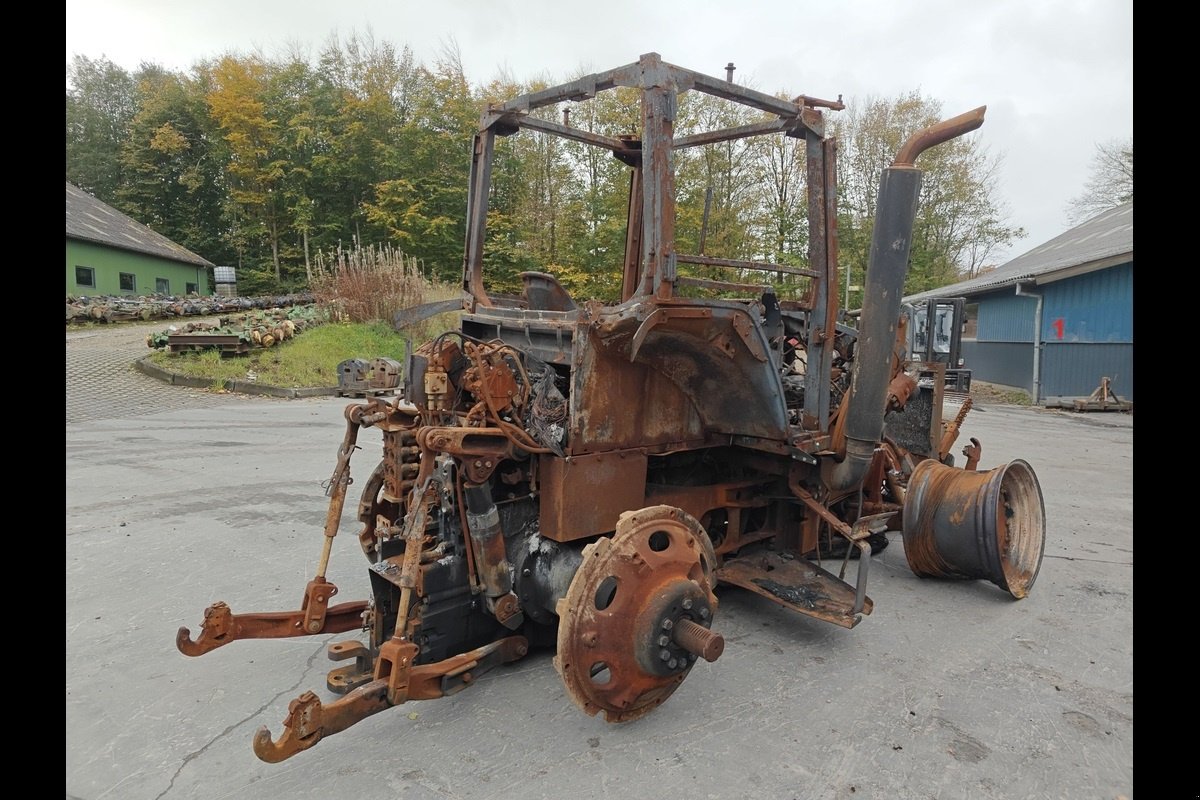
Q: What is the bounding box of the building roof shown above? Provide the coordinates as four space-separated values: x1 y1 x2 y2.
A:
905 201 1132 302
65 182 214 269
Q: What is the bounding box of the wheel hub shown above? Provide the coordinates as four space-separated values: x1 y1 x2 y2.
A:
553 505 722 722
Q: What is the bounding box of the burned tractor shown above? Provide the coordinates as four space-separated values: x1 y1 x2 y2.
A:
177 53 1046 763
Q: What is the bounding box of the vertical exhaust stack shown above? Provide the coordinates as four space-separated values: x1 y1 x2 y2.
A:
827 107 988 492
820 104 1048 599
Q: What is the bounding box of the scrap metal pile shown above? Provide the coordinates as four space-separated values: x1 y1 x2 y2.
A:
176 54 1047 763
66 291 316 324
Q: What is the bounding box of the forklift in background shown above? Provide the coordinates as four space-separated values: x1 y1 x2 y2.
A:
904 297 972 393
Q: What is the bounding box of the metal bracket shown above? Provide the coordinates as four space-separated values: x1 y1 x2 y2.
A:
176 587 368 657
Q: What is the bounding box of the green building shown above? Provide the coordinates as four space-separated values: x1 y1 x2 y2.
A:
66 182 213 296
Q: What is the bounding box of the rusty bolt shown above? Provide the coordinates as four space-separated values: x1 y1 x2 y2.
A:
485 461 492 468
661 618 673 631
682 598 693 610
516 644 528 657
307 621 321 633
659 648 671 662
658 635 670 647
668 658 678 669
672 618 724 662
699 607 710 619
474 460 482 468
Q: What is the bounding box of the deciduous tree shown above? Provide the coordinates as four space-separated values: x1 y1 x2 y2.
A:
1065 138 1132 224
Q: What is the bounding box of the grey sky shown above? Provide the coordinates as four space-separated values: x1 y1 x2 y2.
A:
65 0 1132 263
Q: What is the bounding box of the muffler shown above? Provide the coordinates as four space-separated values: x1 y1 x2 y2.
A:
901 459 1046 599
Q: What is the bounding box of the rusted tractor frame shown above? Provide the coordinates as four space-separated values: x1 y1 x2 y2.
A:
177 53 1046 763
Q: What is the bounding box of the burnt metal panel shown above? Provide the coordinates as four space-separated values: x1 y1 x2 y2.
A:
538 450 648 541
803 129 834 427
640 54 678 299
883 379 942 459
462 308 577 366
584 301 789 445
568 321 707 453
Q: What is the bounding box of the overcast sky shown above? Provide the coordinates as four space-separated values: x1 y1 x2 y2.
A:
65 0 1132 263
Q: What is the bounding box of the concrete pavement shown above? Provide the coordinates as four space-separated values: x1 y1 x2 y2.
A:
66 324 1133 800
67 319 278 424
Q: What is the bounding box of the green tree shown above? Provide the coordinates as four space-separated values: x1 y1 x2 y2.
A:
117 65 230 269
557 83 643 301
205 54 289 283
66 55 137 201
314 31 419 252
674 91 760 263
831 92 1024 303
362 44 476 282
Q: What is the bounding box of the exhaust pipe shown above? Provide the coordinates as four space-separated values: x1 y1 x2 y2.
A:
901 458 1046 599
827 107 986 492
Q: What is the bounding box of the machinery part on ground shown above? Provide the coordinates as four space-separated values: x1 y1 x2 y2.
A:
252 636 530 763
902 458 1046 599
554 506 721 722
173 54 1049 765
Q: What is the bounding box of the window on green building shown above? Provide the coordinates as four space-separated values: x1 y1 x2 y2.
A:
156 277 170 294
75 266 95 288
119 273 136 292
186 282 199 295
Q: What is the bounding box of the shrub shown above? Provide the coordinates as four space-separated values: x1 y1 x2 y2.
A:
311 242 429 324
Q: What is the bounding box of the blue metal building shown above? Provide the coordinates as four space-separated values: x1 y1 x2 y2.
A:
905 202 1132 404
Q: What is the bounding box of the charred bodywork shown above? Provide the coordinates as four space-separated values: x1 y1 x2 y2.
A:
177 53 1047 762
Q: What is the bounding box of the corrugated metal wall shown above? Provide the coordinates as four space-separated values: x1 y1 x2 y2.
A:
964 261 1133 401
961 341 1034 391
1041 262 1132 343
1042 344 1133 400
976 291 1037 342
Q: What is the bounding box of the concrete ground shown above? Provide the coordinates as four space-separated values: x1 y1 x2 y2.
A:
66 324 1133 800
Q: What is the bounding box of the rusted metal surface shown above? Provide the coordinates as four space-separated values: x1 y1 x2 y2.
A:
894 106 987 167
553 506 720 722
883 364 947 459
675 254 821 279
391 297 464 331
253 636 529 763
539 450 648 542
589 301 789 442
937 396 973 461
176 595 369 656
803 126 834 427
902 458 1046 598
717 550 873 628
175 54 1049 764
961 437 982 471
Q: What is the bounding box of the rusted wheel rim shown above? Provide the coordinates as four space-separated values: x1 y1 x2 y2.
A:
553 505 718 722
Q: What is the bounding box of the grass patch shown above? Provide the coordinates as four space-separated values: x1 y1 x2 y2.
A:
971 381 1033 406
147 310 462 389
